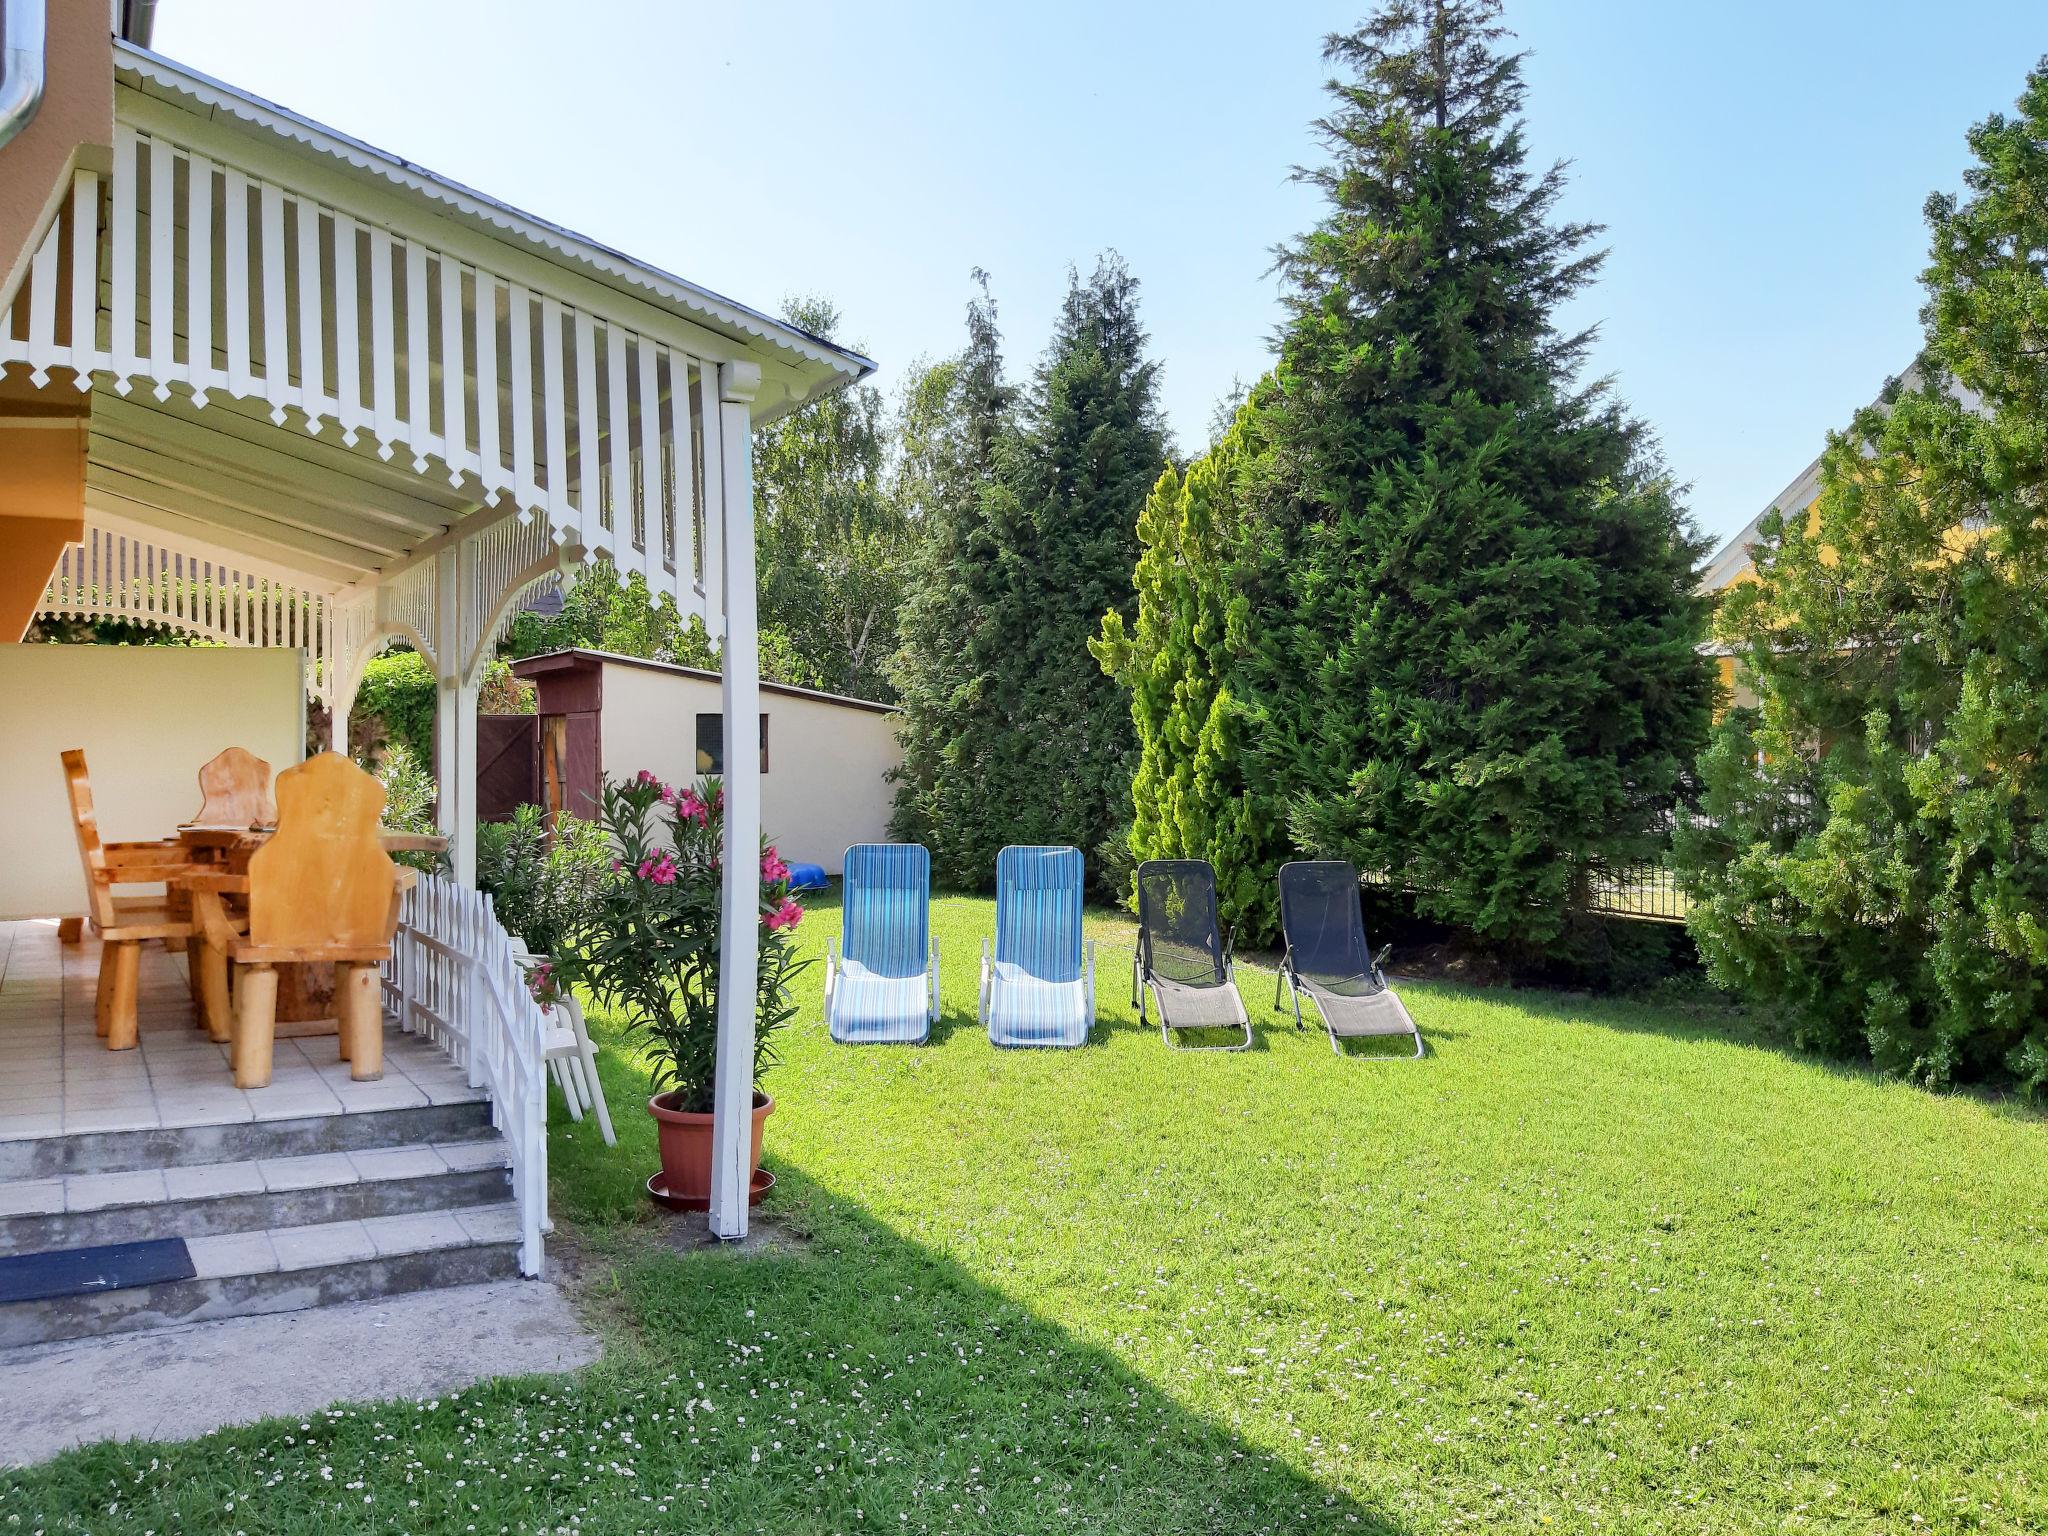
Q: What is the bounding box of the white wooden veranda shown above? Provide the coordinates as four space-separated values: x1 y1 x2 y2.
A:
1 40 872 1246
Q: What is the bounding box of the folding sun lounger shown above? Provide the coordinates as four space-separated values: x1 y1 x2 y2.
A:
1134 858 1251 1051
1275 859 1423 1058
981 844 1095 1048
825 843 939 1045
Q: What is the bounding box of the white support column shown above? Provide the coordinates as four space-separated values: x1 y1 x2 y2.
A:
708 359 764 1240
432 543 480 888
452 676 479 888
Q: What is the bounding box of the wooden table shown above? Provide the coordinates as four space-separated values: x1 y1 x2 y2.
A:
177 824 448 854
173 824 448 1030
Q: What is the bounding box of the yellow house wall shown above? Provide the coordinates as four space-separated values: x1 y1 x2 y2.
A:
0 646 305 920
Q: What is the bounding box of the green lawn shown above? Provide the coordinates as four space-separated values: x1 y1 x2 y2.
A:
8 890 2046 1534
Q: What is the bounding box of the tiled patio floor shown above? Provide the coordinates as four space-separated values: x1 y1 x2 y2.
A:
0 920 484 1142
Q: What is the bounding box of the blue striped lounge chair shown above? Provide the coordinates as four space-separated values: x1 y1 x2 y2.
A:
825 843 938 1045
980 845 1095 1048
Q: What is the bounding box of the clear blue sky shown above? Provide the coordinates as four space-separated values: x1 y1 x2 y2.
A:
155 1 2047 550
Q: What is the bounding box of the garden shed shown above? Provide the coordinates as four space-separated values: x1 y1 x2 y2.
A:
509 648 902 876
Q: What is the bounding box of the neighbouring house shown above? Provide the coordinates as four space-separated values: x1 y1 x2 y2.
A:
1697 364 1983 711
0 0 871 1337
506 649 902 876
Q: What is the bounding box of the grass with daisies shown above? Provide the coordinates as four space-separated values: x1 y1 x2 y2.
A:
6 889 2046 1534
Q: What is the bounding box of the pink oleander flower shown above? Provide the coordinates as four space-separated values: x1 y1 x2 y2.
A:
635 768 659 788
637 853 678 886
673 788 709 826
761 847 789 884
711 787 725 812
524 961 559 1012
761 895 803 932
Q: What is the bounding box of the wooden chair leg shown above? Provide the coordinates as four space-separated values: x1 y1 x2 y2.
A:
197 942 232 1044
337 962 383 1081
105 942 141 1051
234 963 278 1089
94 944 116 1038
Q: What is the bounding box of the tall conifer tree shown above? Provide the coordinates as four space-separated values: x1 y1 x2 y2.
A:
890 273 1017 856
1101 1 1712 946
899 257 1170 886
1675 62 2048 1092
1254 0 1712 945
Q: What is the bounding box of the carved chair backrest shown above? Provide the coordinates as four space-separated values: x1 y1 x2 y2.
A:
247 753 401 953
194 747 276 828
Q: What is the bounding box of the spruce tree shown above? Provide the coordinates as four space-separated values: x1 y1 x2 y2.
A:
1675 61 2048 1093
1245 0 1713 948
889 273 1017 857
898 257 1170 887
943 255 1171 889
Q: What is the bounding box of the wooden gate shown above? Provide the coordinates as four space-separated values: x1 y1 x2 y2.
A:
476 714 540 821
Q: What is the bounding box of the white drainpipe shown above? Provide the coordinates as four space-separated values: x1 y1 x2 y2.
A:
0 0 45 153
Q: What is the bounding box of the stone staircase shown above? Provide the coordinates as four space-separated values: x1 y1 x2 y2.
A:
0 1099 523 1348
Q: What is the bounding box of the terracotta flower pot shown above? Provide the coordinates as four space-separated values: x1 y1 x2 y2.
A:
647 1088 773 1205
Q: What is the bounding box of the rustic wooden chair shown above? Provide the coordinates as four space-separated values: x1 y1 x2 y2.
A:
191 746 277 828
188 753 413 1088
171 748 276 1017
60 749 201 1051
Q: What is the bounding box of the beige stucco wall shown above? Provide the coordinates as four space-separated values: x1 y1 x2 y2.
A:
596 662 901 876
0 645 305 919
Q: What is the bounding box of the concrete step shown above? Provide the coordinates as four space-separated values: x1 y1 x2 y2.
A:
0 1204 524 1349
0 1099 497 1181
0 1140 513 1256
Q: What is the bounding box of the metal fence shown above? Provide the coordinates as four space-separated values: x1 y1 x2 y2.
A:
1360 858 1691 925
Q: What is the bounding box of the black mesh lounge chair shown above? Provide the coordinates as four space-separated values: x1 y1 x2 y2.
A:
1134 859 1251 1051
1275 860 1423 1058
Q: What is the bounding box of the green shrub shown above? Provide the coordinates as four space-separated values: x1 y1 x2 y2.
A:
1674 62 2048 1094
476 803 612 958
353 650 436 763
374 743 443 874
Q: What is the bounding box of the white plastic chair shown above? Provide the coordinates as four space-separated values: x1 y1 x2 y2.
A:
511 939 615 1145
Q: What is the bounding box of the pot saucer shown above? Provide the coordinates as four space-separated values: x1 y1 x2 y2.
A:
646 1166 774 1212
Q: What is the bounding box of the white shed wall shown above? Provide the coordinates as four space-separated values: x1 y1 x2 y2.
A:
596 661 900 876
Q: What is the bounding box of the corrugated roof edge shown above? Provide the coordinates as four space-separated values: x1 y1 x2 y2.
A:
511 648 899 716
113 42 876 386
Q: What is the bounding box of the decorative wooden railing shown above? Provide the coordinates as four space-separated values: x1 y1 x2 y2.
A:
37 522 337 701
1 122 730 629
383 873 548 1277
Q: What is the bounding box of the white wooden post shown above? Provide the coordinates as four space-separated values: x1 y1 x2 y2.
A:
708 359 763 1240
432 543 480 887
452 675 479 887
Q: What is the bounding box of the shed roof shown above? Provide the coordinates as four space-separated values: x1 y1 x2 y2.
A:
511 648 900 716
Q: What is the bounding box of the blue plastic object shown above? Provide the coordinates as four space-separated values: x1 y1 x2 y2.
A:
785 861 828 892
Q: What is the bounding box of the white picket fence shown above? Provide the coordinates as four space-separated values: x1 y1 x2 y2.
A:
381 873 548 1276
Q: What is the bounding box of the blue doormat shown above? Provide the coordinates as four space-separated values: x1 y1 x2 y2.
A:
0 1237 196 1304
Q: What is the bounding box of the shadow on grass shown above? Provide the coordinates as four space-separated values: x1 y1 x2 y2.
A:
543 1036 1408 1533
